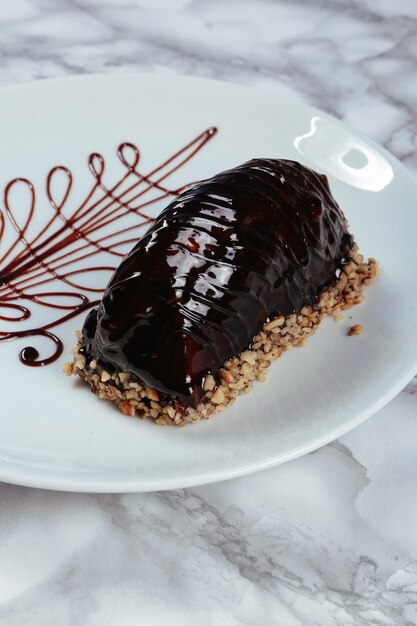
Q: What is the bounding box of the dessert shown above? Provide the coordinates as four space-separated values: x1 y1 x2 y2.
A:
67 159 377 425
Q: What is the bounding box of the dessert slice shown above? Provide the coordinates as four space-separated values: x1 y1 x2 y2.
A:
67 159 377 425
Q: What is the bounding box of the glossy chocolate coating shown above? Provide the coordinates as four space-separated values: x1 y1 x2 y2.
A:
81 159 352 407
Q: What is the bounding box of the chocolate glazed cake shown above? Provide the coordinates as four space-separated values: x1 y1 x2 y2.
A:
67 159 377 425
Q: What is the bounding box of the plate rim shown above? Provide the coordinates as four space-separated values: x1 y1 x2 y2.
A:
3 70 417 187
0 371 415 493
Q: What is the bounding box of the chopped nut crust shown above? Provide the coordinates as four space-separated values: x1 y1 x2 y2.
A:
348 324 364 336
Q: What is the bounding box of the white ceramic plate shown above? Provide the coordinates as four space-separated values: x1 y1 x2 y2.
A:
0 73 416 493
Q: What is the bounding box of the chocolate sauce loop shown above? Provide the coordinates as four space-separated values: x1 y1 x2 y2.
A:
18 330 63 367
31 291 89 310
47 167 73 216
0 303 30 321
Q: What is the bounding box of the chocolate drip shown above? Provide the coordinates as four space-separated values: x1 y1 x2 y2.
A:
82 159 353 407
0 128 217 365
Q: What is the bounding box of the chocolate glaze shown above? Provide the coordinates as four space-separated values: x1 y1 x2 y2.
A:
0 128 216 365
81 159 353 407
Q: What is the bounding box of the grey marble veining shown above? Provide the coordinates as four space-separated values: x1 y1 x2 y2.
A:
1 1 417 625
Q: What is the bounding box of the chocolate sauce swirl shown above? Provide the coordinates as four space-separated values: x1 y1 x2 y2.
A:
81 159 353 407
0 128 217 365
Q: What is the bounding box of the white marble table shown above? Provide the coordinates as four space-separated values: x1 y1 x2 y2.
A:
1 1 417 624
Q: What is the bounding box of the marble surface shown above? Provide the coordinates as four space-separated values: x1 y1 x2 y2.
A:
1 1 417 624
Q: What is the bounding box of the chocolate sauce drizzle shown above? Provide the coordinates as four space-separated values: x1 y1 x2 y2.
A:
0 128 217 366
